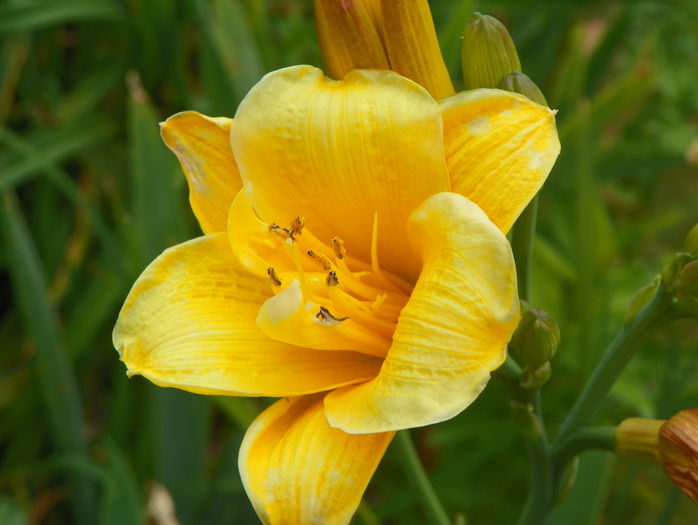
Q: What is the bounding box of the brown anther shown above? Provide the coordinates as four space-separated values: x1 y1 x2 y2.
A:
269 223 291 240
331 237 346 259
290 216 305 237
306 250 332 270
316 305 349 323
267 267 282 286
326 270 340 286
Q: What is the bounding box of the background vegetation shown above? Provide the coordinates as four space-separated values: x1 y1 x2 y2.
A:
1 0 697 523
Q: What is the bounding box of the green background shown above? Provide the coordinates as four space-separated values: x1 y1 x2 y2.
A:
1 0 697 523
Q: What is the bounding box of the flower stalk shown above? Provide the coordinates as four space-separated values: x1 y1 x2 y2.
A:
554 284 674 447
395 430 452 525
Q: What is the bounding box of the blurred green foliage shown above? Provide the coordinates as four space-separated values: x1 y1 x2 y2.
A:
1 0 697 523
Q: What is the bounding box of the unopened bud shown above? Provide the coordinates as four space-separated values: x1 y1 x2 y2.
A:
520 361 552 389
659 409 698 503
499 71 547 105
461 12 521 90
615 417 663 463
510 401 541 441
509 302 560 370
662 252 692 293
624 276 660 323
676 260 698 304
314 0 389 80
381 0 455 99
684 224 698 257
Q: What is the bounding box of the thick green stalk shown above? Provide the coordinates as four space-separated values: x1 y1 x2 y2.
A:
554 285 673 445
395 430 452 525
552 426 616 472
516 390 553 525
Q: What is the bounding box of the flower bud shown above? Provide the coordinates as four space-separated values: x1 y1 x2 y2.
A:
510 401 541 441
314 0 389 80
499 71 547 105
659 409 698 503
684 224 698 257
509 302 560 370
381 0 455 99
520 361 552 389
615 417 663 463
461 12 521 90
663 253 698 316
676 260 698 304
624 275 660 323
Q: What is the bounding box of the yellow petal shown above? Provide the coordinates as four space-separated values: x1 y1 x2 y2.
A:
314 0 389 80
380 0 455 99
440 89 560 233
113 234 382 396
239 394 394 525
161 111 242 233
325 192 520 433
231 65 450 281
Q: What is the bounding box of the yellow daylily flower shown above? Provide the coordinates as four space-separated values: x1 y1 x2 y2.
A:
114 65 560 524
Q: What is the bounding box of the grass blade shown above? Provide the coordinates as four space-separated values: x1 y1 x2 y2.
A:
0 191 94 524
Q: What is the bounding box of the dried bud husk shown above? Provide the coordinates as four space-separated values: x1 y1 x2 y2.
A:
659 409 698 503
462 12 521 90
380 0 455 99
314 0 389 80
509 302 560 370
684 224 698 257
615 417 663 463
499 71 547 105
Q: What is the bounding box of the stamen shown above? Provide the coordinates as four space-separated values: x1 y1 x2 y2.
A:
285 238 306 288
316 305 349 323
269 223 292 240
369 212 413 295
267 267 282 286
326 270 340 286
331 236 346 260
306 250 332 270
290 216 305 238
372 293 387 311
328 286 398 339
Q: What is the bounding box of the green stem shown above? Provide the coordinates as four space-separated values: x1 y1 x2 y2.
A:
551 426 615 472
516 389 553 525
395 430 452 525
511 196 539 302
554 285 673 446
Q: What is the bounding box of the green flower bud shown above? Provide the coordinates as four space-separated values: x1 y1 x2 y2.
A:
662 252 692 293
676 260 698 304
499 71 547 105
510 401 541 441
624 275 660 323
509 302 560 370
520 361 552 389
461 12 521 90
684 224 698 257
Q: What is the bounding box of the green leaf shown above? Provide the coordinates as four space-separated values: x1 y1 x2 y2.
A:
0 1 122 35
0 191 94 524
0 117 116 191
98 439 144 525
